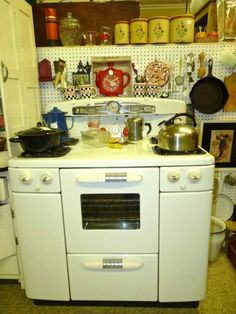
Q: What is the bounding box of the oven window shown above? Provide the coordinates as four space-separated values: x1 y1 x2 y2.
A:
81 194 140 230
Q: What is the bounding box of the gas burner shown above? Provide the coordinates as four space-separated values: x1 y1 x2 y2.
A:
152 146 206 156
19 145 71 158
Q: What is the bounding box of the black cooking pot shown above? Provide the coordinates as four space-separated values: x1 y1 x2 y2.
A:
10 126 65 153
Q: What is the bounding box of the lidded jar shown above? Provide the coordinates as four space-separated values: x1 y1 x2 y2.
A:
59 12 80 46
130 18 148 44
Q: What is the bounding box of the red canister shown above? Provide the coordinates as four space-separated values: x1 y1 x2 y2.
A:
45 8 59 46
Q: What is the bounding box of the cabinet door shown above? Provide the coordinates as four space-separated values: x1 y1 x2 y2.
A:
0 204 16 260
12 192 70 300
0 0 40 158
159 191 212 302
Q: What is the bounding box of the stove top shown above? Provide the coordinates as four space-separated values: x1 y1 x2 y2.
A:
9 138 214 169
19 145 71 158
152 146 206 156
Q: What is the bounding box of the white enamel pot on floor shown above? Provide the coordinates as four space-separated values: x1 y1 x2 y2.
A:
209 194 234 262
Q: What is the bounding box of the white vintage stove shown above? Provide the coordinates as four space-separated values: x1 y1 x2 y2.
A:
8 97 214 305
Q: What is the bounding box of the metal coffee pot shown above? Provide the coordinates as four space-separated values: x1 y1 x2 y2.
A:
126 116 151 142
42 107 72 143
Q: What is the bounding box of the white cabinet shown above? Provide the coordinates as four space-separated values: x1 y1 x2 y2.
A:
0 0 41 279
159 191 212 302
11 192 69 300
0 172 19 279
0 0 41 158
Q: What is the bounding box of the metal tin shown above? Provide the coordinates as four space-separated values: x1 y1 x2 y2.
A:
170 14 194 43
130 18 148 44
114 20 129 45
148 16 169 44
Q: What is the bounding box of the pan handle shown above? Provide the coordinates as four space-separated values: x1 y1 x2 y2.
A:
9 137 22 143
159 113 197 127
208 59 213 77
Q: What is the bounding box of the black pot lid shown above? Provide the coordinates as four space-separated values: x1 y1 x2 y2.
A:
15 127 63 137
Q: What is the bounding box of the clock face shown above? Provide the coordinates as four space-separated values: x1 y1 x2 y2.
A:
106 101 120 113
101 73 121 92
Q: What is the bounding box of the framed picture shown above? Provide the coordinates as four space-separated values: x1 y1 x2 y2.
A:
72 73 90 87
200 121 236 168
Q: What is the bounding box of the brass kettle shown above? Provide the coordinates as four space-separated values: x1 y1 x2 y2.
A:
157 113 199 152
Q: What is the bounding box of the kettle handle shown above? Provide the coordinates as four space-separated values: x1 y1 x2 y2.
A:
158 113 197 127
95 71 100 88
145 122 152 135
122 72 131 88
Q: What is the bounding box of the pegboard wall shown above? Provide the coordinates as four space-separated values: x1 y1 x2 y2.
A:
214 169 236 205
37 43 236 205
37 42 236 122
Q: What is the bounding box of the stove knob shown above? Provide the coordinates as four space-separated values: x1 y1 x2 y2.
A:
168 171 180 182
41 174 53 184
19 173 32 184
188 170 202 182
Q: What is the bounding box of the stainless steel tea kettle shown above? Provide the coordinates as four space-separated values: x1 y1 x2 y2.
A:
126 116 151 142
157 113 199 152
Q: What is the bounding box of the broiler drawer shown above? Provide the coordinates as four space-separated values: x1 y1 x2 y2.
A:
68 253 158 301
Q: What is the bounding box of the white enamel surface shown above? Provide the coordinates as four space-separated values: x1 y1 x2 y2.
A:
61 167 159 254
8 139 214 168
68 254 158 301
12 192 69 300
159 190 212 302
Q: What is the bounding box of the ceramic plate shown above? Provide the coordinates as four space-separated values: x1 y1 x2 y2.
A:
214 194 234 221
144 61 169 86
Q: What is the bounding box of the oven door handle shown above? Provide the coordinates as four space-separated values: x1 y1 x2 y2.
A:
83 258 143 270
76 172 143 183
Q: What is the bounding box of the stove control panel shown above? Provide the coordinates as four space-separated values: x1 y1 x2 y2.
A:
160 165 214 192
9 168 60 193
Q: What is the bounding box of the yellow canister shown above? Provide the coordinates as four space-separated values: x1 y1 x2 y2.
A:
170 14 194 43
148 16 169 44
114 20 129 45
130 18 148 44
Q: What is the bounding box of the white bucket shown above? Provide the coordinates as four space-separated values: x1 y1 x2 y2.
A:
209 216 226 262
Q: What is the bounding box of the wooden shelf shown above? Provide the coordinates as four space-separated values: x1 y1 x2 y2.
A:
32 2 139 47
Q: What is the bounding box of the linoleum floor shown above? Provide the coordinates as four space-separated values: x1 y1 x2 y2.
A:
0 251 236 314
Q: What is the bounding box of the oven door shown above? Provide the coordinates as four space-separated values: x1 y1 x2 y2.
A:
60 167 159 253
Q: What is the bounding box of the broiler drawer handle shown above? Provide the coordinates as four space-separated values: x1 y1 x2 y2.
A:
83 258 143 270
76 172 143 183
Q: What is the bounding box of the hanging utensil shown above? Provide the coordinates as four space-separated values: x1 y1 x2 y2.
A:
186 52 194 83
197 52 206 78
175 57 184 86
190 59 229 114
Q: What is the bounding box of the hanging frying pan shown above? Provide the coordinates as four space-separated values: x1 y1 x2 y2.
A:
190 59 229 114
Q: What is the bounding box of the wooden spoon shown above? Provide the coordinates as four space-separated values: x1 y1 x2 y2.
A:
197 52 206 78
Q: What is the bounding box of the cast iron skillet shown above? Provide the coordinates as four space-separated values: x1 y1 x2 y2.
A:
190 59 229 114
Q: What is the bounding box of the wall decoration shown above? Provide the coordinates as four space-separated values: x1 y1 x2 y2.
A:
200 121 236 168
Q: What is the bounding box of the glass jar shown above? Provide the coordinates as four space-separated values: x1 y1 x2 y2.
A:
59 12 80 46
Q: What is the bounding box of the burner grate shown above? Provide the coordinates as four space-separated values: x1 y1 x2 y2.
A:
19 145 71 158
152 146 206 156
